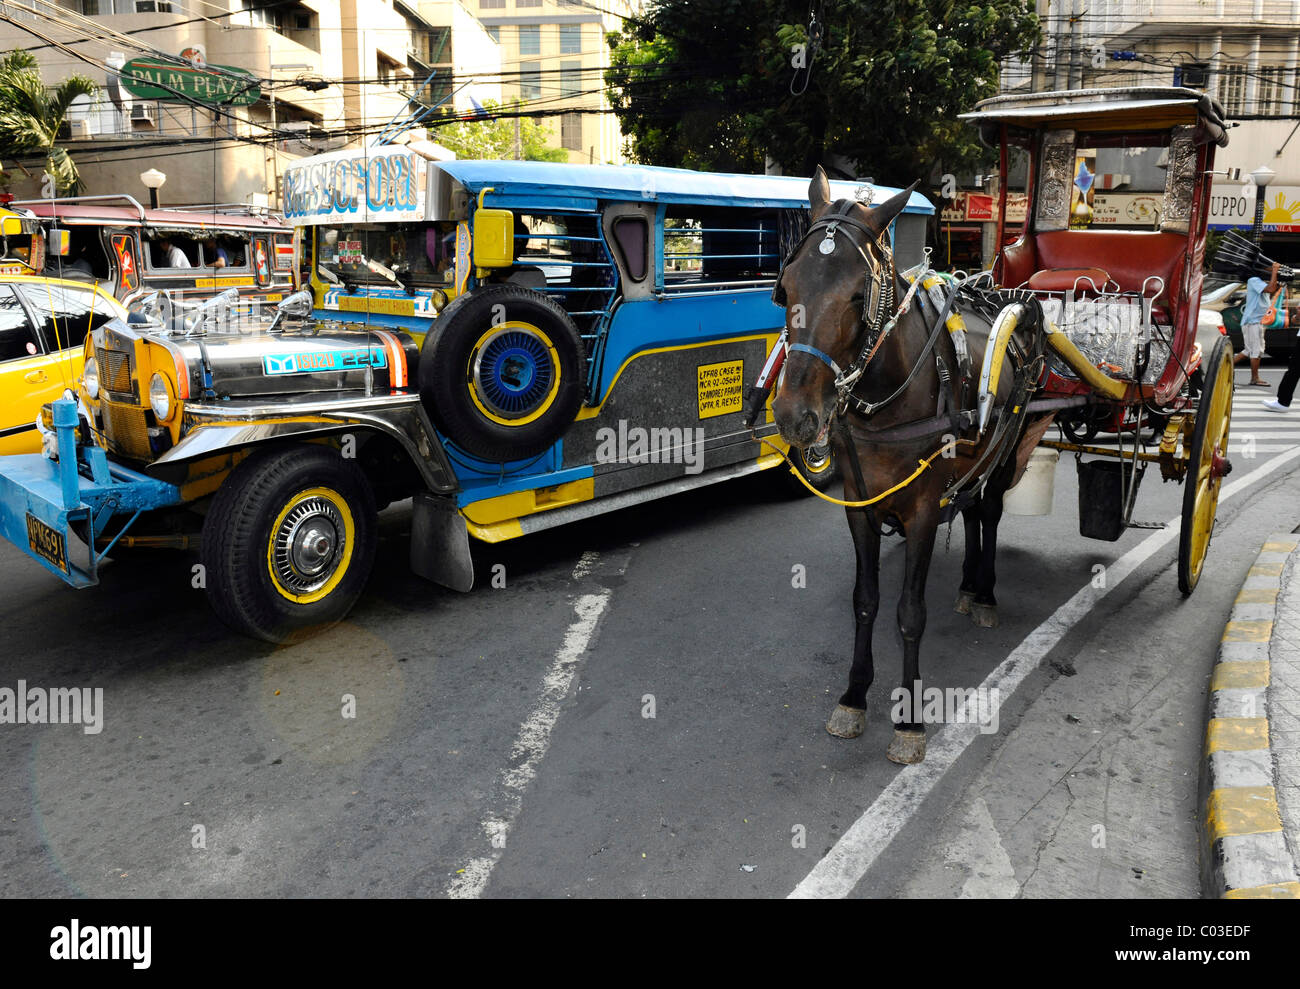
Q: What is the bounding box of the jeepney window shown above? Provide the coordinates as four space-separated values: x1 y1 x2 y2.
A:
662 206 782 288
16 282 116 353
317 223 451 291
611 216 648 281
148 234 199 268
507 213 612 293
0 285 40 361
200 236 247 269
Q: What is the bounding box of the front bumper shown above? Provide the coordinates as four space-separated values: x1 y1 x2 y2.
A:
0 398 183 587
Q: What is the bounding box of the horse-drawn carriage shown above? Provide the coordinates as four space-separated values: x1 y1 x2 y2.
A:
766 88 1237 762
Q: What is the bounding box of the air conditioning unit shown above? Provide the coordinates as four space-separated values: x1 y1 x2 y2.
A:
66 119 92 139
130 103 157 127
1176 62 1210 89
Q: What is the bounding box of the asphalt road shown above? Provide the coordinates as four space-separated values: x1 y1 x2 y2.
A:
2 367 1298 899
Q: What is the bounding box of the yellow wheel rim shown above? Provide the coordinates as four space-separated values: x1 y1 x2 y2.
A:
266 486 356 604
1185 348 1233 585
466 321 562 427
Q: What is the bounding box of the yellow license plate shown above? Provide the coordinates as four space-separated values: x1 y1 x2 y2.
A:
26 512 68 574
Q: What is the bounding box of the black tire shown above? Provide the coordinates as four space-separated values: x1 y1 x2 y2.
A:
201 445 378 643
419 284 585 462
779 440 841 495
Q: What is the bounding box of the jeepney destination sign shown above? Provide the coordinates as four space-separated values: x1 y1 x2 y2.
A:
119 58 261 105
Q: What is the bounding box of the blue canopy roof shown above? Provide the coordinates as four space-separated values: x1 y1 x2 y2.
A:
433 160 933 215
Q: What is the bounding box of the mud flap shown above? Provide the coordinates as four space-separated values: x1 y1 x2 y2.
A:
410 492 475 591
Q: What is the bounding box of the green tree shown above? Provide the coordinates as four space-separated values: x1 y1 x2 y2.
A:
607 1 1039 185
433 100 569 162
0 51 97 194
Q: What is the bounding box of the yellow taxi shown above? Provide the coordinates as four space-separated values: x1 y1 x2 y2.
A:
0 273 127 455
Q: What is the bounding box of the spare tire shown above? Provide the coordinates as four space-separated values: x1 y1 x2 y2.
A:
419 283 586 462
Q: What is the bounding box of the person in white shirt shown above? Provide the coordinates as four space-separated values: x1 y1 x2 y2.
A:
160 238 191 268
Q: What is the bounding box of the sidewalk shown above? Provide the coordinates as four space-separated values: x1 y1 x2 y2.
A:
1199 531 1300 897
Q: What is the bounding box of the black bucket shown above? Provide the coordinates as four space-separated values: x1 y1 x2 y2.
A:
1077 459 1144 542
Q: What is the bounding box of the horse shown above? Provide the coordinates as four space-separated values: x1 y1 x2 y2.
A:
770 167 1051 764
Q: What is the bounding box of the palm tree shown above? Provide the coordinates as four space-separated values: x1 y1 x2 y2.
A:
0 51 97 194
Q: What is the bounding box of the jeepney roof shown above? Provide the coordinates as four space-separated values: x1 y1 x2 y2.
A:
961 87 1229 147
16 200 289 234
434 160 935 215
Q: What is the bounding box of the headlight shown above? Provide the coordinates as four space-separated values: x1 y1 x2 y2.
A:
84 357 99 399
149 373 173 421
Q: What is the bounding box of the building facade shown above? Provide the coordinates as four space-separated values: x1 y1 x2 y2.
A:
0 0 502 206
460 0 637 164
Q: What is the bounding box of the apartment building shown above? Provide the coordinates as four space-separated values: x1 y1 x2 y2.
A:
461 0 637 164
0 0 500 205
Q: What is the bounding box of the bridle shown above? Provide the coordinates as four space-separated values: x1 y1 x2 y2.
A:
773 199 929 419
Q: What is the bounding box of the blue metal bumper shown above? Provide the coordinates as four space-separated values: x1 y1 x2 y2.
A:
0 399 184 588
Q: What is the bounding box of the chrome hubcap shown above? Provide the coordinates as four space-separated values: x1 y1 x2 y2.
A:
803 441 832 473
272 497 345 594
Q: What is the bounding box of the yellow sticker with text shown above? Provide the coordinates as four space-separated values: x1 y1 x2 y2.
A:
697 360 744 419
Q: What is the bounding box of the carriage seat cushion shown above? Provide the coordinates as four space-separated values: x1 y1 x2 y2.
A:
1026 267 1112 293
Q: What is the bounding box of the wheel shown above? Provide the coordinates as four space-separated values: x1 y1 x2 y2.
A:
1060 410 1097 444
779 439 841 495
201 445 378 643
418 284 585 462
1178 335 1233 595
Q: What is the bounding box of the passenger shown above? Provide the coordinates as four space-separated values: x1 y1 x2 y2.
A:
203 238 229 269
160 238 191 268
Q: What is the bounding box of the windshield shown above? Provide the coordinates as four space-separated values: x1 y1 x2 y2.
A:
315 223 455 292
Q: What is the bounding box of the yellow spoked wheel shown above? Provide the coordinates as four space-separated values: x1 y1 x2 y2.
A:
1178 334 1233 595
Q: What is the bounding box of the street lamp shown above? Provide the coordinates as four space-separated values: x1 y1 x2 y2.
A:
140 168 166 209
1250 164 1275 245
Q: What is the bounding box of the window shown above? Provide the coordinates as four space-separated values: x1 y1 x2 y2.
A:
560 61 582 97
662 207 782 288
480 0 505 8
148 235 199 269
559 25 581 54
1257 65 1286 116
520 61 541 100
611 216 648 281
134 1 173 11
517 24 540 56
486 26 499 42
0 286 39 362
561 112 582 150
377 54 401 86
16 283 118 353
516 0 542 6
1219 63 1246 116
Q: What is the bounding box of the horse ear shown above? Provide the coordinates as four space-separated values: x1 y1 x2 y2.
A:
808 165 832 219
862 180 921 236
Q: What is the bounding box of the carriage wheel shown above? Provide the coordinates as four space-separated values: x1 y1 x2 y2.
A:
1177 336 1233 595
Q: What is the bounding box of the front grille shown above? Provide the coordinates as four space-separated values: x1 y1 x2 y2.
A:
97 347 132 395
101 400 153 461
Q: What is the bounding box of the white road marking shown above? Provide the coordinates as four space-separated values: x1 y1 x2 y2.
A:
788 444 1300 899
446 551 617 898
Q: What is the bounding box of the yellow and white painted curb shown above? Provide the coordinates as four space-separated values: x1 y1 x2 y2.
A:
1199 532 1300 898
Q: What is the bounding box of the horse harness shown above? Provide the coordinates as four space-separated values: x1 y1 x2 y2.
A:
773 198 1045 526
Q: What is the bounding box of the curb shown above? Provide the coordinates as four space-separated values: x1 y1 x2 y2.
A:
1199 532 1300 898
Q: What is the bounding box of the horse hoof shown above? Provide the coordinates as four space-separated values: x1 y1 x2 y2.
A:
826 704 866 739
970 602 999 628
886 729 927 764
955 590 975 615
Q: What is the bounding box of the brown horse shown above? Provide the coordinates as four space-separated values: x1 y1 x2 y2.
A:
771 168 1050 763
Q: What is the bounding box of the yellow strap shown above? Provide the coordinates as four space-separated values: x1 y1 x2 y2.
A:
757 435 971 508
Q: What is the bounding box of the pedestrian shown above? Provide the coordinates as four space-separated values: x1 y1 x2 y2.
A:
1233 261 1280 387
1260 302 1300 413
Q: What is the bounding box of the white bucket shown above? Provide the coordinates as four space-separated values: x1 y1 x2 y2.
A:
1002 447 1059 516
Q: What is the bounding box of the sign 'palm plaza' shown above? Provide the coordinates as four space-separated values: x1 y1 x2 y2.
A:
118 55 260 106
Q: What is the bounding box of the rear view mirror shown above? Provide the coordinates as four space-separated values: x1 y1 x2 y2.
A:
472 206 516 269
